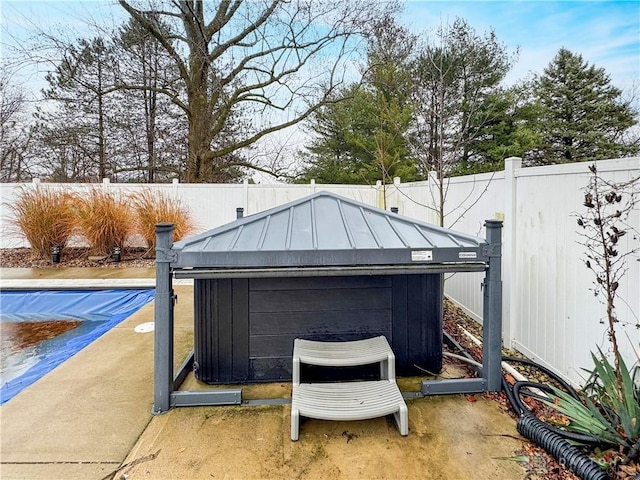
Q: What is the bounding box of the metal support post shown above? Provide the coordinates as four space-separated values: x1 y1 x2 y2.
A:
482 220 503 391
153 222 175 414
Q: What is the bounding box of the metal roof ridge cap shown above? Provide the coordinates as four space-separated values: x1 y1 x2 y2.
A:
285 206 294 250
336 199 356 249
412 224 436 247
228 224 244 250
359 206 383 248
310 197 318 249
384 214 410 248
256 215 270 250
445 232 464 248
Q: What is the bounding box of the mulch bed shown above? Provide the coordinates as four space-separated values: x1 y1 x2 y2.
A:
443 301 638 480
0 247 155 269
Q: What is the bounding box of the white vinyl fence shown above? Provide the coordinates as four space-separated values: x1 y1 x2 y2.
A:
1 157 638 385
395 157 640 386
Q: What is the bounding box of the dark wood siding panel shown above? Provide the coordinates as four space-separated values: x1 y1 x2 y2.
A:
195 274 443 384
216 279 233 382
250 331 392 357
248 276 393 381
250 276 391 291
249 357 291 381
231 279 249 381
250 287 391 313
391 275 409 369
424 274 443 372
404 274 442 375
249 357 381 382
249 310 391 335
406 275 425 363
194 279 220 383
194 279 250 383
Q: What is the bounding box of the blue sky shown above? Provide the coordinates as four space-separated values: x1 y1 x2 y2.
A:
1 0 638 93
402 0 639 89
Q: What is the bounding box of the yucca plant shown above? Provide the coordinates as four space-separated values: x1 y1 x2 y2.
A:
75 189 135 256
8 187 78 259
130 189 195 256
542 349 639 461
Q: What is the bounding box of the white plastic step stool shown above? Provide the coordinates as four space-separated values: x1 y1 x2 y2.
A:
291 336 408 441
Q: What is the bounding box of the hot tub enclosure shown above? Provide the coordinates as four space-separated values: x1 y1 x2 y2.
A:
153 191 503 413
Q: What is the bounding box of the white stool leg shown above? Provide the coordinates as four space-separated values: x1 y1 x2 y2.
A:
291 406 300 441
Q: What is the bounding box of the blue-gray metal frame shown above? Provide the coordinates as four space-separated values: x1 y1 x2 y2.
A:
420 220 503 395
153 223 175 414
152 221 503 414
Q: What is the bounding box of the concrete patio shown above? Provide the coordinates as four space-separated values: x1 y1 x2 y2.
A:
0 267 527 480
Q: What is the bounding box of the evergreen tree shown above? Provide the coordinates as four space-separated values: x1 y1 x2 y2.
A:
533 48 638 164
115 16 187 182
409 18 515 224
36 36 119 182
297 18 420 187
452 83 541 175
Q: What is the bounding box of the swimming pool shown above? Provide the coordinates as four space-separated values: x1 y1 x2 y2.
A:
0 289 155 404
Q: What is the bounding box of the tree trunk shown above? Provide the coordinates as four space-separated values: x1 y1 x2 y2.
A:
97 59 107 180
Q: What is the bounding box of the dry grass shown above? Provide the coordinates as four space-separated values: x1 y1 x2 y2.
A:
5 186 197 260
130 189 196 256
75 189 136 255
7 187 78 259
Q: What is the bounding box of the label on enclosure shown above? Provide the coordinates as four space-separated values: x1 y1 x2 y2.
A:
411 250 433 261
459 251 478 259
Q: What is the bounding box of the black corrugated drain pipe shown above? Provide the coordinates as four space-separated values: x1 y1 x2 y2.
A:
448 327 611 479
500 366 611 480
516 414 609 480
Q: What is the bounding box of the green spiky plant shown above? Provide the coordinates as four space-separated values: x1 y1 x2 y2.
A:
543 350 639 461
545 164 640 469
130 189 196 257
8 187 78 259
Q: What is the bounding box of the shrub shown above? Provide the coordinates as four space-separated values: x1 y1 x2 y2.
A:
8 187 78 258
131 189 196 256
543 349 639 465
75 189 135 255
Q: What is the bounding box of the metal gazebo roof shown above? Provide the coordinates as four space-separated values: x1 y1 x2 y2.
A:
171 191 489 269
152 198 504 413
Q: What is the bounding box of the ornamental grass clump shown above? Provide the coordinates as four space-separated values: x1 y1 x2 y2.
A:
8 187 78 258
75 189 135 256
130 189 195 256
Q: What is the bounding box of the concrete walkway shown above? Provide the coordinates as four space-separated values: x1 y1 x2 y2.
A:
0 268 527 480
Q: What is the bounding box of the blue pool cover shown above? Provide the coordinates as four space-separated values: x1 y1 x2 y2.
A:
0 289 155 404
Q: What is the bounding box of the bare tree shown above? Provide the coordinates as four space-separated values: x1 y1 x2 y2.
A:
409 18 515 226
577 164 640 386
0 76 35 181
116 16 189 182
118 0 395 182
38 36 119 181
